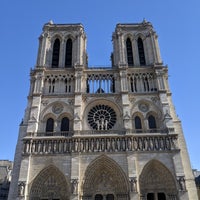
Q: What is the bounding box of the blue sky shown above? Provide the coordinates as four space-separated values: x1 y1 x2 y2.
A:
1 0 200 170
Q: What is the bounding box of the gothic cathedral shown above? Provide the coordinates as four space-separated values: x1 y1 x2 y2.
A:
8 21 198 200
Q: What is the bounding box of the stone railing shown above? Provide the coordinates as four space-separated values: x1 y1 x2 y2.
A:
36 131 74 137
22 134 178 155
32 128 174 137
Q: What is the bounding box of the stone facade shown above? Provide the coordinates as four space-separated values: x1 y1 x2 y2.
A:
0 160 12 200
8 20 198 200
193 170 200 200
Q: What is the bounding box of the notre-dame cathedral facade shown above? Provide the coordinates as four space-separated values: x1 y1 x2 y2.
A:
8 21 198 200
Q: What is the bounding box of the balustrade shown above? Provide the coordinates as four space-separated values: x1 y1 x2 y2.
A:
43 73 75 94
33 128 174 137
127 72 157 93
37 131 74 137
41 68 160 95
22 134 178 155
86 73 115 94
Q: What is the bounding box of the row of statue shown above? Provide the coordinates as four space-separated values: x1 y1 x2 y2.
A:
23 135 178 154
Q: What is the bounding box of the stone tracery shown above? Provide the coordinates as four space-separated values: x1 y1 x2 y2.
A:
82 155 129 200
139 160 177 198
29 165 70 200
88 105 117 130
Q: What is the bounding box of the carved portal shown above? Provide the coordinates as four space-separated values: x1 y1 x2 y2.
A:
139 160 178 198
29 165 70 200
82 155 129 200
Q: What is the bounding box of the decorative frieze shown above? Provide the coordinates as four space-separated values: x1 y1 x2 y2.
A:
127 72 157 93
22 134 178 155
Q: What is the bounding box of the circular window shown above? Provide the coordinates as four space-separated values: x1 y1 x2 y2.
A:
88 105 116 130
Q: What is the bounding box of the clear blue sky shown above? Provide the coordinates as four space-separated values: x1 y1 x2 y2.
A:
1 0 200 170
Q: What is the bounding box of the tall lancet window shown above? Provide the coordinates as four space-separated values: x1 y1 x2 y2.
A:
137 37 146 65
148 115 157 129
52 38 60 67
126 38 134 66
46 118 54 132
135 116 142 130
61 117 69 132
65 38 72 67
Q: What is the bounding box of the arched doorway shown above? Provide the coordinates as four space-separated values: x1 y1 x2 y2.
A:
82 155 129 200
29 165 70 200
139 160 178 200
94 194 115 200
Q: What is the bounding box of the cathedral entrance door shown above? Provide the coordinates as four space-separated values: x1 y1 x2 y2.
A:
29 166 70 200
140 160 178 200
147 192 166 200
95 194 114 200
82 156 129 200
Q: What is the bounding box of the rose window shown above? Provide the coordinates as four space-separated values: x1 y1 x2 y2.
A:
88 105 116 130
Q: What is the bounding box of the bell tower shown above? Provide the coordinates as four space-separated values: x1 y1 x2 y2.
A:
9 21 198 200
112 20 162 67
37 21 87 68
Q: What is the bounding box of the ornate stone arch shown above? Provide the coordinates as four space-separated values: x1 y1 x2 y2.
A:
124 34 134 66
63 34 76 68
42 112 57 122
39 101 73 132
146 111 160 129
135 33 146 41
39 112 56 133
40 101 73 120
29 165 70 200
131 99 163 130
132 111 145 131
135 34 146 65
139 160 178 197
49 34 63 68
82 155 129 200
64 34 76 42
51 33 63 43
124 33 134 43
58 112 73 132
57 112 73 121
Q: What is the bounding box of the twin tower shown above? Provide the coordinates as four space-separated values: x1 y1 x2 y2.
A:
8 21 198 200
36 20 161 68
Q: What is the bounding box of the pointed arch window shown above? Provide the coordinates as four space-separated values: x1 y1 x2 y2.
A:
46 118 54 132
137 37 146 65
52 38 60 67
135 116 142 130
126 38 134 66
61 117 69 131
65 38 72 67
148 115 157 129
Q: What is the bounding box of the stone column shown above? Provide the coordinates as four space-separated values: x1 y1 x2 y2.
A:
175 121 199 199
8 124 28 200
76 34 80 65
37 33 48 67
59 39 65 68
154 33 162 64
132 38 139 66
118 33 126 65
